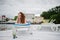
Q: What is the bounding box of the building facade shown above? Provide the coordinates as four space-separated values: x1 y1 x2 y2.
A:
25 14 35 23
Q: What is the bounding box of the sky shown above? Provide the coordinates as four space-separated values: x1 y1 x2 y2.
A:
0 0 60 18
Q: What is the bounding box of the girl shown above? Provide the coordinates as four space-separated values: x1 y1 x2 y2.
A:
16 12 25 24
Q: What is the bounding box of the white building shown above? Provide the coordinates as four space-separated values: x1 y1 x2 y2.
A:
24 14 44 23
25 14 35 23
33 16 44 23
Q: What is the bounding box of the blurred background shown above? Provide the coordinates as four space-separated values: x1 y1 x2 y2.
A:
0 0 60 24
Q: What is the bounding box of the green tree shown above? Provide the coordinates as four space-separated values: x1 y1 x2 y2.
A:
14 16 18 20
41 5 60 24
6 18 9 21
41 11 50 19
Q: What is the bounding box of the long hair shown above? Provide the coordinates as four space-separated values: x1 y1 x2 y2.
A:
17 12 25 24
20 12 25 23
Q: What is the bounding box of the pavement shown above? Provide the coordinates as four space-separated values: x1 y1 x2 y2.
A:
0 30 60 40
0 24 60 40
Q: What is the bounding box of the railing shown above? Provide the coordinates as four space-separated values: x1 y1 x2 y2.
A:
0 23 60 31
38 24 60 31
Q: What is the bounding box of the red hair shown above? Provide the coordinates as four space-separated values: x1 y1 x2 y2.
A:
17 12 25 24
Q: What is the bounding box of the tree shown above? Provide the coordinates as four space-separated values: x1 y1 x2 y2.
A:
6 18 9 21
14 16 18 20
41 11 50 19
53 13 60 24
49 6 60 24
41 5 60 24
49 14 57 22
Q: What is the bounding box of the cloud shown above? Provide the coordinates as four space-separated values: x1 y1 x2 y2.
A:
0 0 60 18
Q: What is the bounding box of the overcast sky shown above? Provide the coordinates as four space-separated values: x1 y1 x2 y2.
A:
0 0 60 18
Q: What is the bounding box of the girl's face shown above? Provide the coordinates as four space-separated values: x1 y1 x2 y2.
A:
18 13 21 18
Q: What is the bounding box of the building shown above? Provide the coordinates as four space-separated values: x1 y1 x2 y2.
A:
33 16 44 23
24 14 44 24
0 15 7 22
25 14 35 23
2 15 6 22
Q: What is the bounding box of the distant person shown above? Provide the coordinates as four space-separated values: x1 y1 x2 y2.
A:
16 12 25 24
